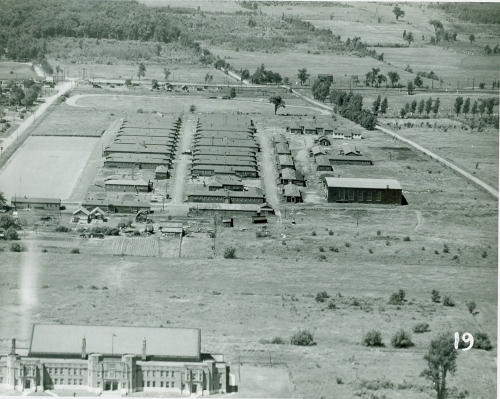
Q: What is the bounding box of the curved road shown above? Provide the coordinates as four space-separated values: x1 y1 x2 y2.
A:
376 125 498 199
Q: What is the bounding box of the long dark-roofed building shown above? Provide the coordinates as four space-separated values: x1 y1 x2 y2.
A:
323 177 402 204
0 324 230 396
104 154 171 169
10 197 61 210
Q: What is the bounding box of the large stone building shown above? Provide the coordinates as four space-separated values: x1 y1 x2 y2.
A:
0 324 230 396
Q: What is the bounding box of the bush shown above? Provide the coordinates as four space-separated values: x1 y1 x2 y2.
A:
311 231 316 236
336 377 343 384
315 291 329 303
330 246 339 252
391 329 414 348
443 244 449 253
482 251 487 258
70 248 80 254
319 246 325 252
327 299 336 310
431 289 440 303
443 296 455 307
137 108 144 113
5 227 19 240
90 285 99 290
189 104 196 113
9 242 23 252
345 242 351 248
368 248 373 254
290 330 315 346
466 301 476 314
41 248 48 253
271 336 285 344
377 230 381 235
223 247 236 259
319 254 326 260
403 236 411 241
362 330 384 347
413 322 430 333
388 289 406 305
328 230 334 235
474 332 493 350
54 226 71 232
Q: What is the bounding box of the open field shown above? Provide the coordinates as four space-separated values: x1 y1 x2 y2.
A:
0 253 496 398
0 62 39 81
0 136 97 200
137 0 245 12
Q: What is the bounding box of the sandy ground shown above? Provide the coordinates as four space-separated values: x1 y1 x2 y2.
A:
0 136 97 200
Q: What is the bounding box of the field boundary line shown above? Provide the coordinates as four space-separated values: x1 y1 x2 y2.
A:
376 125 498 200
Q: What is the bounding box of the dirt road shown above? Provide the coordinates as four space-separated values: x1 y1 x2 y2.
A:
256 125 281 219
169 118 195 204
376 125 499 199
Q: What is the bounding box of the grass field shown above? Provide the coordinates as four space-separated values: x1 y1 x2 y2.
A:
0 253 496 398
0 136 97 200
0 62 39 81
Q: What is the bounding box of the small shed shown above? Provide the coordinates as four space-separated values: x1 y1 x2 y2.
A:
90 207 106 221
160 222 184 236
283 183 303 203
316 135 331 146
222 218 234 228
252 215 268 224
155 165 169 180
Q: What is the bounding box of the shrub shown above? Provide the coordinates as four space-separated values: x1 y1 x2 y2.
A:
319 254 326 260
70 248 80 254
189 104 196 113
443 296 455 307
474 332 493 350
329 230 334 235
137 108 144 113
90 285 99 290
388 290 406 305
435 250 439 254
336 377 343 384
102 286 108 290
271 336 285 344
9 242 23 252
377 230 381 235
223 247 236 259
362 330 384 347
466 301 476 314
41 248 48 253
5 227 19 240
345 242 351 248
431 289 441 303
330 246 339 252
386 240 390 246
413 322 430 333
290 330 315 346
315 291 329 303
327 299 336 310
482 251 487 258
368 248 373 254
54 226 71 232
311 231 316 236
391 329 414 348
403 236 411 241
319 246 325 252
443 244 449 253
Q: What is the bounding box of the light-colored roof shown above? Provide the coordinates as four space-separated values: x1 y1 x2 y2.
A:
73 207 90 216
29 324 200 359
90 207 106 215
155 165 169 172
280 168 298 180
324 178 402 190
105 179 149 186
283 183 302 197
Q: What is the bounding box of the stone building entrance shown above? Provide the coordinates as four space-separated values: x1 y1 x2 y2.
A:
104 381 119 391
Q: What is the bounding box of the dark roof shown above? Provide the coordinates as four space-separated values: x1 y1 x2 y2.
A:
327 155 371 162
29 324 200 359
11 197 60 204
105 154 170 163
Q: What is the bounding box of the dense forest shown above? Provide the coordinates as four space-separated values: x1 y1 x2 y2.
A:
429 3 500 25
0 0 370 63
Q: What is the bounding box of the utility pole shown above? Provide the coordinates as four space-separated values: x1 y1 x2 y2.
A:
472 78 475 90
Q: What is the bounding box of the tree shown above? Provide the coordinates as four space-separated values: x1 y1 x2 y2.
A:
164 68 171 80
414 75 423 88
312 79 332 102
380 97 388 114
151 79 159 89
204 73 213 84
405 31 414 45
269 96 285 115
387 71 400 87
240 69 250 82
429 20 444 33
297 68 310 85
351 75 360 87
420 334 457 399
229 87 236 99
485 45 492 55
137 63 146 80
432 97 440 116
469 34 475 44
425 97 433 115
5 227 19 240
376 74 387 88
0 191 6 208
407 81 414 95
248 18 256 28
462 97 471 115
410 99 417 114
418 99 425 115
154 43 162 56
372 95 381 113
454 96 464 115
485 98 495 115
400 107 407 118
471 100 478 116
393 5 405 21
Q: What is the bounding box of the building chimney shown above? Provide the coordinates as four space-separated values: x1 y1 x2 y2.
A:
387 185 389 190
142 337 147 361
10 339 16 355
82 336 86 359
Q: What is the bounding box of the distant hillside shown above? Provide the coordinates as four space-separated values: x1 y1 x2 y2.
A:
429 2 500 25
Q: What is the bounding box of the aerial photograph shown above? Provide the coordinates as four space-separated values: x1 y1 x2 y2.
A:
0 0 498 398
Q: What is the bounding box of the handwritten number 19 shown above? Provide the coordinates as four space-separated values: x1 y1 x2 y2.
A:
454 332 474 351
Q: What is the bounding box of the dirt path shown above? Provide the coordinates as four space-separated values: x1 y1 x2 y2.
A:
376 125 499 199
256 125 281 219
169 118 195 204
